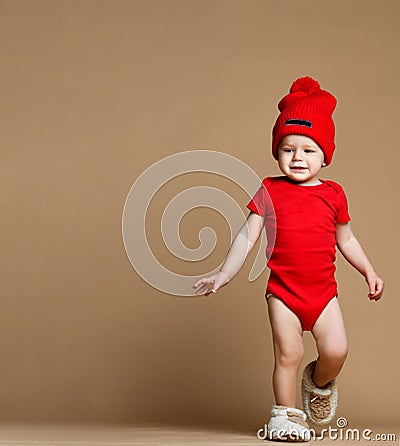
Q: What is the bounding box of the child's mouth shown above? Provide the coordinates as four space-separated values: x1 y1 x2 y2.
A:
290 167 307 171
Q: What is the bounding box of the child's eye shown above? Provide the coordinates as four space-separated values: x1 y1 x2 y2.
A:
304 149 315 153
282 148 293 152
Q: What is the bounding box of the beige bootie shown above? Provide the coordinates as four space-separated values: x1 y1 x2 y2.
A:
302 360 338 425
264 405 310 442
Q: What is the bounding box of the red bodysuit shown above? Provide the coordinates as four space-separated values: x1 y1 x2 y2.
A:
246 176 351 331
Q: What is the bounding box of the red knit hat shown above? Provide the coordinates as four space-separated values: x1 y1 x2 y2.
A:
272 77 337 165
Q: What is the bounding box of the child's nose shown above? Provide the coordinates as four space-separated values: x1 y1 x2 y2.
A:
292 150 303 161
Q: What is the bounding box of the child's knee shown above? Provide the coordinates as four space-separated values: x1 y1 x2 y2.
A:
320 343 348 365
275 344 304 368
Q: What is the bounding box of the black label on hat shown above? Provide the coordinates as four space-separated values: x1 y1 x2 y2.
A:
285 119 312 128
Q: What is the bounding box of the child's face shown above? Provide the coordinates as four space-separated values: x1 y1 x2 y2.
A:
277 135 325 186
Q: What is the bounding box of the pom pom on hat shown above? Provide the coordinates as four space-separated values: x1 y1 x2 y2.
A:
290 76 320 94
272 76 337 165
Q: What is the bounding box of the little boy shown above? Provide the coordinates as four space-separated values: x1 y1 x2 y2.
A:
192 77 384 441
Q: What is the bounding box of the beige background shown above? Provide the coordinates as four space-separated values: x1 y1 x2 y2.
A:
0 0 399 432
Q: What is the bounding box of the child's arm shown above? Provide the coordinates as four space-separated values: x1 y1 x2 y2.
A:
192 211 265 296
336 222 384 301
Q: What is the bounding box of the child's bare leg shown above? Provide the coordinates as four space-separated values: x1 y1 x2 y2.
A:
268 296 304 407
311 297 348 387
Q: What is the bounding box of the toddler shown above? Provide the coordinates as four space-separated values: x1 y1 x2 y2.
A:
192 77 384 441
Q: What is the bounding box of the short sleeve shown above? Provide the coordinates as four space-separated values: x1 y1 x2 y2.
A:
336 187 351 223
246 178 270 216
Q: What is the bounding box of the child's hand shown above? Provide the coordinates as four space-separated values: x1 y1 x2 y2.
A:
192 271 231 297
365 270 384 301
